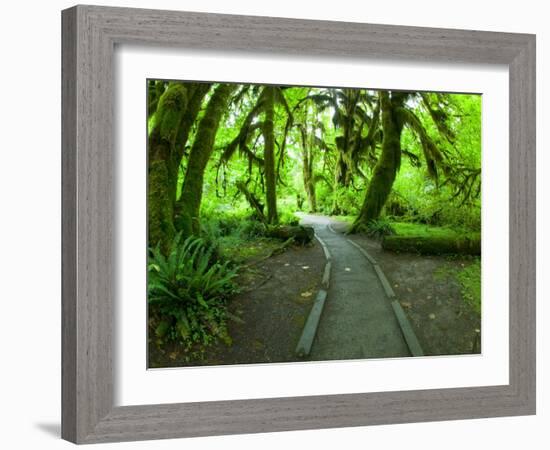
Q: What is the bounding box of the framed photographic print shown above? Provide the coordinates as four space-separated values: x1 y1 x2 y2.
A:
62 5 536 444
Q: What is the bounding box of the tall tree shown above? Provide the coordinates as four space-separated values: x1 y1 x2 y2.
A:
221 86 292 224
176 83 237 236
263 86 278 224
148 83 188 252
350 90 455 232
299 122 317 212
147 82 212 252
351 91 406 231
295 100 325 213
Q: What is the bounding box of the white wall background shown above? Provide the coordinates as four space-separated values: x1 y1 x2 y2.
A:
0 0 545 448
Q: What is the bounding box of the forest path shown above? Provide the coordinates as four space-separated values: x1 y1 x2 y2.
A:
298 213 410 360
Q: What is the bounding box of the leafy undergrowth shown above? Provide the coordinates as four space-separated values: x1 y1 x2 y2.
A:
148 234 239 362
149 210 299 365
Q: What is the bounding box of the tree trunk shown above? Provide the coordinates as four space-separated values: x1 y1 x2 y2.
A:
148 83 188 252
331 152 352 215
303 154 316 212
299 123 316 212
173 83 212 173
351 91 404 232
263 86 278 224
176 83 236 237
156 83 212 209
147 80 166 119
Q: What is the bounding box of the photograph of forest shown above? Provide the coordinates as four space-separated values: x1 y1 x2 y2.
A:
147 80 482 368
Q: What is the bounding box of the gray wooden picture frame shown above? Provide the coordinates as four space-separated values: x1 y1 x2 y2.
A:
61 4 536 444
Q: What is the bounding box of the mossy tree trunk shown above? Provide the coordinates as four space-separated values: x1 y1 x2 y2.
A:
172 82 212 179
148 83 189 252
147 80 166 118
263 86 279 224
176 83 237 237
351 91 406 232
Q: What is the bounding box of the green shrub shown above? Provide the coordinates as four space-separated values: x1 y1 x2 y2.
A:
201 208 267 240
239 219 266 237
279 210 300 226
364 218 396 239
217 214 242 236
148 233 239 348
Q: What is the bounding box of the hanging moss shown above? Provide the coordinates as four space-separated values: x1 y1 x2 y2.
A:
396 106 445 183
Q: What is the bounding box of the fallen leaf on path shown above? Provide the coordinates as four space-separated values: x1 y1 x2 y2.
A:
302 266 310 270
345 267 351 271
301 291 313 298
400 301 412 309
428 313 436 320
284 263 290 266
406 287 413 293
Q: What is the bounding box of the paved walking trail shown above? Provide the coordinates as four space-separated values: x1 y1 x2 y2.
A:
298 213 410 360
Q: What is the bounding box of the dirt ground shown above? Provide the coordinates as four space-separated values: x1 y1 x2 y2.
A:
150 218 481 368
149 239 325 367
347 232 481 356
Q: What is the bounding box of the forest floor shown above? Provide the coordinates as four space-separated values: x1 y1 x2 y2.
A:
330 217 481 356
149 237 325 367
150 214 481 368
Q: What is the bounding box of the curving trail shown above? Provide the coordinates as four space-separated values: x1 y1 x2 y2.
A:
298 213 410 360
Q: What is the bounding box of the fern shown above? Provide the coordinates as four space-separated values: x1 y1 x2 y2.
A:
148 233 239 347
364 219 396 239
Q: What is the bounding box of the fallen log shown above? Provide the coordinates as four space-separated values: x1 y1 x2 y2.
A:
382 235 481 256
266 225 315 245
